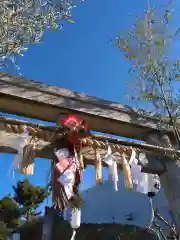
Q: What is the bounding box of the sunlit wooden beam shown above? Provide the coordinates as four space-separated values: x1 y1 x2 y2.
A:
0 72 174 141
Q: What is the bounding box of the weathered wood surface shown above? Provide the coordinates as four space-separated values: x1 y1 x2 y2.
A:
0 130 54 159
0 72 175 140
0 119 121 166
0 129 101 166
0 120 166 173
0 131 131 169
1 115 179 174
1 115 179 157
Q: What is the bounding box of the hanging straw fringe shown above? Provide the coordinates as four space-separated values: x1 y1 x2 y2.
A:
122 153 133 192
13 127 35 175
21 141 36 175
79 140 84 170
95 149 102 185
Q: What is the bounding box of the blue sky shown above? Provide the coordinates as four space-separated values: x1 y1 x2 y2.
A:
0 0 179 213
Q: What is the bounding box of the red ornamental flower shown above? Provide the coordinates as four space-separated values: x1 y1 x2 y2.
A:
61 114 81 130
61 114 91 144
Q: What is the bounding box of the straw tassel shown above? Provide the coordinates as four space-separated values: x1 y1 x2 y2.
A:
95 149 102 184
21 141 35 175
79 141 84 170
122 153 133 192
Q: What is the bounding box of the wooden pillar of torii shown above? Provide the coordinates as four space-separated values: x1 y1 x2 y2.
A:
0 73 180 232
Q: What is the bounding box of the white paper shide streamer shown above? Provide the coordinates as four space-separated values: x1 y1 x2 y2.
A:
129 149 161 196
13 126 30 171
103 146 118 191
129 150 148 194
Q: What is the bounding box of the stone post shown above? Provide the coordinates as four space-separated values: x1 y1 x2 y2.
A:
145 132 180 235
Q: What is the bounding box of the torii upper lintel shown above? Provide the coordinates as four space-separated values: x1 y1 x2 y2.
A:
0 72 175 141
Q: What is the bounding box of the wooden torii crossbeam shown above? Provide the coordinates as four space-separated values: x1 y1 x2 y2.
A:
0 72 175 140
1 72 180 233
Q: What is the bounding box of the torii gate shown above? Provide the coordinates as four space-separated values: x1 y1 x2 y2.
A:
0 72 180 233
